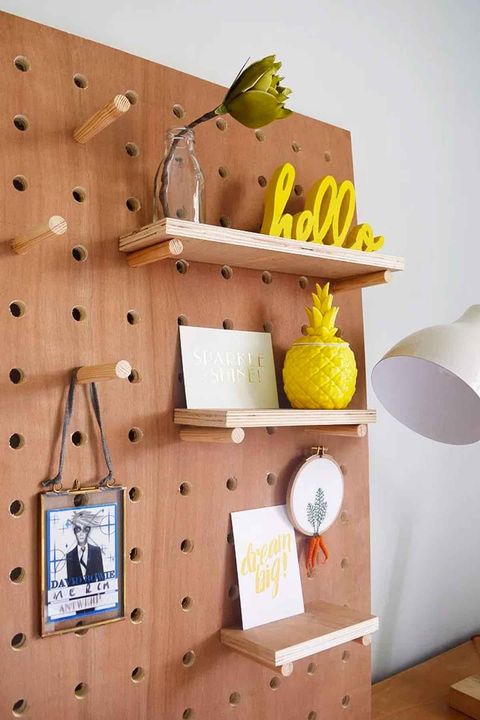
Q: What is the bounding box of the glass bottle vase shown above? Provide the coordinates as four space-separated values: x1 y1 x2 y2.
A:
153 127 205 223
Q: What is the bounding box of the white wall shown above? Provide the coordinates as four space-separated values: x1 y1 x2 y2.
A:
4 0 480 681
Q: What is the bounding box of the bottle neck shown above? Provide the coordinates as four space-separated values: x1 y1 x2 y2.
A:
166 127 195 151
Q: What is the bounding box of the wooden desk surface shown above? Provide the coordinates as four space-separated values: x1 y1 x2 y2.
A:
372 642 480 719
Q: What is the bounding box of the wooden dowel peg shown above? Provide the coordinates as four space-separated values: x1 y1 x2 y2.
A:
330 270 392 293
353 635 372 647
304 424 367 438
76 360 132 384
127 239 184 268
73 94 131 144
11 215 67 255
179 426 245 444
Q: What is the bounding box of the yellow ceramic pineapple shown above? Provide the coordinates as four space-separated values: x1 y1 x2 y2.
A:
283 283 357 409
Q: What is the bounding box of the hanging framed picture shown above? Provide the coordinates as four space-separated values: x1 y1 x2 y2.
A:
40 485 126 637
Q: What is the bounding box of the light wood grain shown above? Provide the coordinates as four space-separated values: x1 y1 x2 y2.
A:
119 218 404 279
11 215 67 254
221 601 378 667
330 270 392 293
174 408 376 428
450 676 480 719
127 237 184 267
73 94 130 143
304 424 367 437
76 360 132 383
373 642 480 720
179 426 245 443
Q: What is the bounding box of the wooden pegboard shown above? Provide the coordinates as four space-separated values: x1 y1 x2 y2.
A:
0 10 372 719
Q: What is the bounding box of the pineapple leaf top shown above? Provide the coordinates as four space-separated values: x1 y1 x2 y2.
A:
304 282 340 341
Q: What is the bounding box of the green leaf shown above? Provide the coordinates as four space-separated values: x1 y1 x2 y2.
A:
225 55 276 103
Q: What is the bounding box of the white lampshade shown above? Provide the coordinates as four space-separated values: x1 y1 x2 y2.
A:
372 305 480 444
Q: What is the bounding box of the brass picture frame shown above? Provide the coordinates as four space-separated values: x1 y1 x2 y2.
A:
40 484 126 637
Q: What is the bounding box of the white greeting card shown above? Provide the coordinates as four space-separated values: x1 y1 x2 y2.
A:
231 505 304 630
179 326 279 409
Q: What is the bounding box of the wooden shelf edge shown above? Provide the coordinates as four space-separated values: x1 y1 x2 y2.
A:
220 602 379 668
174 408 376 429
119 218 404 278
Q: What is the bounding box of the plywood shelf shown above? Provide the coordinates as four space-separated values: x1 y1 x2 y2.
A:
174 408 376 429
221 601 379 673
119 218 404 281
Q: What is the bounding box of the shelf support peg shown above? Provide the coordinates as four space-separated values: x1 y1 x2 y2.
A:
73 94 131 144
76 360 132 384
11 215 67 255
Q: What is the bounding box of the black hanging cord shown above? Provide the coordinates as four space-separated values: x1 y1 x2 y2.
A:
42 372 114 489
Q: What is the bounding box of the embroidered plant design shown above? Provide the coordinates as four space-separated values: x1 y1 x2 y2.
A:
306 487 328 535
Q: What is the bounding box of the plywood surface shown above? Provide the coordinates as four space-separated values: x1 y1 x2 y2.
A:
174 408 377 428
1 11 372 720
373 642 480 720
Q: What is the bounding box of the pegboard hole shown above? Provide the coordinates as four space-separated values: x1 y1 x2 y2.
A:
129 547 142 563
72 186 86 203
129 486 142 502
308 713 317 720
178 372 183 384
229 692 241 707
222 318 234 330
11 633 26 651
218 166 229 179
71 431 87 447
182 650 196 668
183 710 194 720
9 434 25 450
14 55 30 72
177 315 188 326
127 309 141 325
255 130 265 142
9 368 25 385
269 676 281 690
9 301 26 318
73 494 88 507
292 141 301 152
10 567 25 584
128 369 142 384
294 184 304 196
262 270 273 285
340 464 348 476
128 427 144 443
324 150 332 162
176 206 187 219
12 175 28 192
9 499 25 517
73 73 88 89
130 607 144 624
226 477 238 491
72 306 86 322
179 482 192 496
13 115 29 132
342 696 351 709
228 584 239 601
176 259 189 274
216 118 227 131
301 324 309 336
180 538 194 554
131 666 145 683
263 321 273 333
172 104 185 118
266 472 277 486
125 142 140 157
298 276 309 289
74 683 88 700
226 532 234 545
12 699 28 717
181 596 193 612
266 426 276 435
341 557 349 570
258 175 267 187
219 215 231 228
125 90 138 105
340 510 349 524
342 650 350 663
126 197 141 213
74 621 88 636
72 245 88 262
307 662 317 675
221 265 233 280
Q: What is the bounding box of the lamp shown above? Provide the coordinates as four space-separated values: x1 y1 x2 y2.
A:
372 304 480 716
372 305 480 445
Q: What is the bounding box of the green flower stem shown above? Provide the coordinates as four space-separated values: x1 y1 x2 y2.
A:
157 108 220 219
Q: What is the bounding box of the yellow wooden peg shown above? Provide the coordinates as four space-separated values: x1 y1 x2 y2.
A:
260 162 295 238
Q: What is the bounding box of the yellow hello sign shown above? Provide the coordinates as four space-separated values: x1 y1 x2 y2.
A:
260 162 384 252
